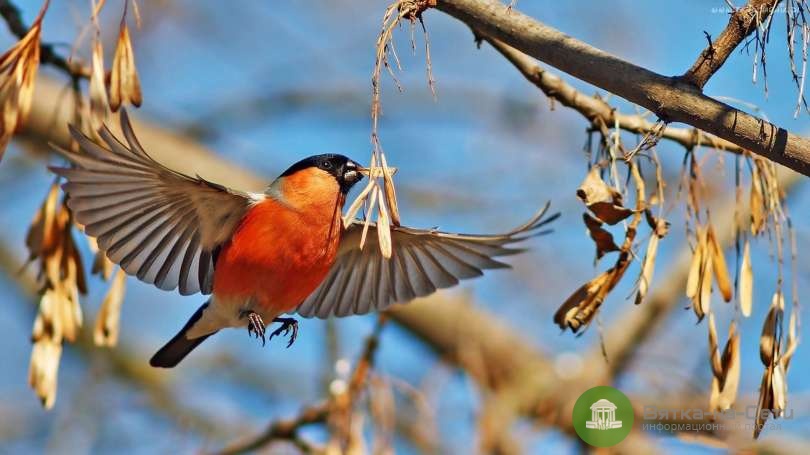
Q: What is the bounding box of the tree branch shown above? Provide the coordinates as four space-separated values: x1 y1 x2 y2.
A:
484 36 744 153
215 402 329 455
682 0 781 88
433 0 810 176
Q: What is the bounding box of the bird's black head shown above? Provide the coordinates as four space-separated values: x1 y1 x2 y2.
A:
279 154 364 193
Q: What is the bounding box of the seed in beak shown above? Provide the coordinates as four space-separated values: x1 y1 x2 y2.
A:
356 165 397 178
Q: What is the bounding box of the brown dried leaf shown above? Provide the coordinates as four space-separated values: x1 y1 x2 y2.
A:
694 233 713 321
715 321 740 410
760 291 784 366
577 167 632 225
634 232 659 305
109 22 142 111
65 229 87 295
707 313 723 378
0 3 45 160
739 238 753 317
583 213 619 259
707 224 732 302
87 236 114 280
379 152 400 226
750 165 766 235
89 36 109 130
25 182 59 261
94 268 126 347
686 228 704 299
771 362 787 416
709 376 721 413
782 311 798 371
554 269 613 332
587 202 633 226
644 209 670 238
28 338 61 410
754 364 773 438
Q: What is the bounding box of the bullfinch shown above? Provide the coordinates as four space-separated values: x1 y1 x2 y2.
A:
50 111 558 368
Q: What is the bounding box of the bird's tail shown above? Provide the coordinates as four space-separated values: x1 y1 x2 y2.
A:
150 302 218 368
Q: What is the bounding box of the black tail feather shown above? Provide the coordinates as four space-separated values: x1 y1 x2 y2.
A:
150 302 218 368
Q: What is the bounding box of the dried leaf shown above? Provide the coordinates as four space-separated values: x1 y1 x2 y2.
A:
634 232 659 305
750 165 766 235
760 291 784 366
707 224 732 302
709 376 721 413
715 321 740 410
359 185 379 250
89 36 109 130
739 238 753 317
583 213 619 259
754 364 773 438
645 209 670 237
94 268 127 347
782 311 798 371
707 313 723 378
85 236 113 280
27 338 61 410
554 269 613 332
109 22 142 111
771 362 787 415
0 1 47 160
376 188 392 259
694 232 713 321
576 167 632 225
686 227 704 299
379 152 400 226
25 182 59 261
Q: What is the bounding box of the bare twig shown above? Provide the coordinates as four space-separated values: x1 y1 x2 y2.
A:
213 402 329 455
683 0 781 88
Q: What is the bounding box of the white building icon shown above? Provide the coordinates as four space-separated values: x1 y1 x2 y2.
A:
585 399 622 430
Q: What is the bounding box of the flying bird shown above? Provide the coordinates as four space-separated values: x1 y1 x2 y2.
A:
50 111 558 368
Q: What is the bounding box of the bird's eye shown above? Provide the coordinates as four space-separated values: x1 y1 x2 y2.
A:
321 161 333 170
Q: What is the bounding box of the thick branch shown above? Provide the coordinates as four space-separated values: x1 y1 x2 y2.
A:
682 0 781 88
433 0 810 176
485 36 744 153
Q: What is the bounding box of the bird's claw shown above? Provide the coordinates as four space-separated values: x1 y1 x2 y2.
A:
269 317 299 348
242 311 266 346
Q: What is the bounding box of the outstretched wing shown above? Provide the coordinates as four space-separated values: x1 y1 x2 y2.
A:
51 110 257 295
294 203 559 318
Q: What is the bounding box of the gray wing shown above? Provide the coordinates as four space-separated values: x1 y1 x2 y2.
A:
294 203 559 318
50 110 256 295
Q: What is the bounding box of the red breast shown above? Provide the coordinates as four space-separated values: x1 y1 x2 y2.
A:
213 167 345 312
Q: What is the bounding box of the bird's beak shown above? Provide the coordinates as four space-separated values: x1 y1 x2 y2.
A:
356 164 397 178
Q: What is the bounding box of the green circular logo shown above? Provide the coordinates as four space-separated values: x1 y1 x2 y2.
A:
572 386 634 447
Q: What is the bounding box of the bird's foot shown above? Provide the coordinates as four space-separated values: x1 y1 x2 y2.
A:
241 311 266 346
269 317 299 348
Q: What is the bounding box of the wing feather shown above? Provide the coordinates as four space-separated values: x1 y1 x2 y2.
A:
295 203 559 318
50 110 256 295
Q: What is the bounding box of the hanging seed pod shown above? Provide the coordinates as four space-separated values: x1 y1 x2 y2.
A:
94 268 127 347
739 238 753 317
109 21 142 111
760 291 784 366
707 224 732 302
